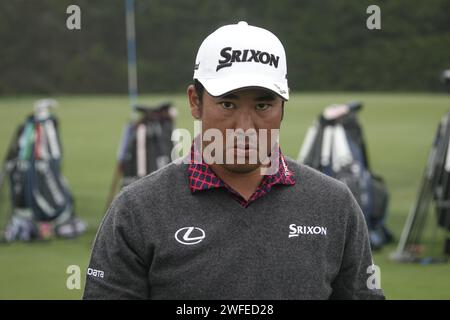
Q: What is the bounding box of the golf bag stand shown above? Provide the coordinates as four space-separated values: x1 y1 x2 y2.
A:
1 99 86 242
105 102 176 209
298 102 393 250
392 111 450 263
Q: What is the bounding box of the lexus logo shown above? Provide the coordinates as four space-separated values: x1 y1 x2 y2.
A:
175 227 205 245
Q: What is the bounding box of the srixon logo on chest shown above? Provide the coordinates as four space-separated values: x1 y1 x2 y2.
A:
289 224 328 238
216 47 280 71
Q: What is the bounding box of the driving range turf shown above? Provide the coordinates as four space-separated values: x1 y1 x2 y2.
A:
0 92 449 299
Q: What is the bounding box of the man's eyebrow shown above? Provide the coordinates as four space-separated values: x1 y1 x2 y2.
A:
254 94 276 101
219 93 239 100
218 93 276 100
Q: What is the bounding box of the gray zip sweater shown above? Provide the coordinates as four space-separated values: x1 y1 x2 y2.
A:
83 158 385 299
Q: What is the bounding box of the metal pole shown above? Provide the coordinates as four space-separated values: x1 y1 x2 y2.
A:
125 0 138 113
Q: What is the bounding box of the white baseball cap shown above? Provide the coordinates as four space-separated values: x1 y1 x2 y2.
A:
193 21 289 100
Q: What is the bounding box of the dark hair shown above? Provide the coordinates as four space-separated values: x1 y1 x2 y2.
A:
193 79 284 120
194 79 205 103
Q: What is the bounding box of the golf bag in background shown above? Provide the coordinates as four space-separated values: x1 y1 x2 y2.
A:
105 102 176 208
392 111 450 263
0 99 86 242
298 102 393 250
441 69 450 92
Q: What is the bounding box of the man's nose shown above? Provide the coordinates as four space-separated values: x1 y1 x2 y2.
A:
235 109 255 131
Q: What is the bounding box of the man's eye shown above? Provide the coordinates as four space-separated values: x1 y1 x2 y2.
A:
221 102 235 109
256 103 271 111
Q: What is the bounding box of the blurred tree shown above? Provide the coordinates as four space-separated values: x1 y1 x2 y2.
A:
0 0 449 94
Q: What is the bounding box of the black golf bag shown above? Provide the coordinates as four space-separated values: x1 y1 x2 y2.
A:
1 100 86 242
105 102 175 207
392 111 450 262
298 102 393 250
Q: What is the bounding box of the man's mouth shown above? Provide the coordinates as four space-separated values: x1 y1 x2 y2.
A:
232 141 258 150
233 146 258 153
235 144 251 149
232 144 259 160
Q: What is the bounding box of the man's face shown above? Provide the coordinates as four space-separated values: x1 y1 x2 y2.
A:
188 86 284 174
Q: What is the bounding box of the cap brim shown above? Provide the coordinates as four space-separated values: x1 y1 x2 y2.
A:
197 75 289 101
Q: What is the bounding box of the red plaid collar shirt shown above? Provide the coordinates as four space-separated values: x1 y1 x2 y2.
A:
187 143 296 208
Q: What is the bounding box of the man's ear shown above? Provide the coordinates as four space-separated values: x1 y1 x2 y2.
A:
187 85 202 119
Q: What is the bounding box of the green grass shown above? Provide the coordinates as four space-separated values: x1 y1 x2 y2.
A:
1 93 450 299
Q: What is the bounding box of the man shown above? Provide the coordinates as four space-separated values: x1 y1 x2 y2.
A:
83 21 385 299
